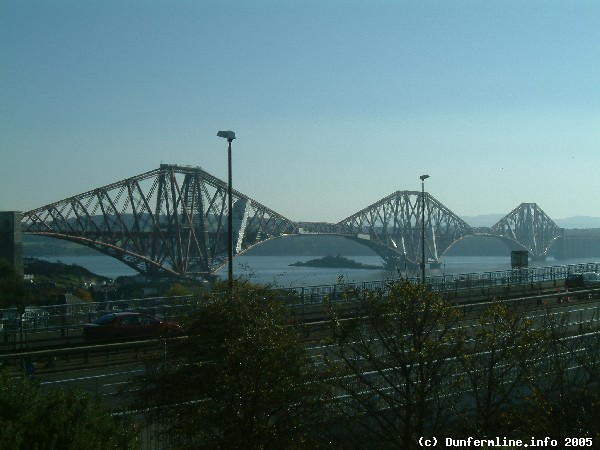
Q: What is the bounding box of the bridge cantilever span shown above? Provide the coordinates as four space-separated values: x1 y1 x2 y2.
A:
22 164 296 277
21 164 564 277
336 190 474 266
490 203 563 258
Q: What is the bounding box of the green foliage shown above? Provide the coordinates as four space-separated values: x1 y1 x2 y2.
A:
515 385 600 442
326 280 600 447
73 287 93 302
457 304 544 435
508 312 600 441
135 280 330 449
328 280 465 449
164 282 192 297
0 373 137 450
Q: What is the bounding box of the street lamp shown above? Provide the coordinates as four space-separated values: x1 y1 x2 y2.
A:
217 130 236 292
420 174 430 284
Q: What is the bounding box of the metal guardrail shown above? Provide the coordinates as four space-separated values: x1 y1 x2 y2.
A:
1 262 599 336
282 261 600 304
0 296 196 334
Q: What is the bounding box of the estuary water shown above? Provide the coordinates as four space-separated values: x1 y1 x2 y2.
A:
223 255 600 287
35 254 600 288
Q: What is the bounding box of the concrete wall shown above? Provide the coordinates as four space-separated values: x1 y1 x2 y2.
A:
0 211 23 277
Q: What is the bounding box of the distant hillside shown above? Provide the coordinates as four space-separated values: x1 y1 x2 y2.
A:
23 234 378 257
23 235 100 256
23 258 110 288
461 214 504 227
245 235 377 256
462 214 600 229
554 217 600 229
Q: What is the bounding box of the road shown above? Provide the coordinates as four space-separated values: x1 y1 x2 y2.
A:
3 285 600 406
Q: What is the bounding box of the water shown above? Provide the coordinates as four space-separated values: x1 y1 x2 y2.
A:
225 255 595 287
228 255 392 287
35 254 600 288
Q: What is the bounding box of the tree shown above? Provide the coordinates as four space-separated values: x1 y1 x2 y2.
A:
511 310 600 441
326 279 465 449
164 282 192 297
0 373 137 450
135 281 330 449
456 303 542 436
73 287 93 302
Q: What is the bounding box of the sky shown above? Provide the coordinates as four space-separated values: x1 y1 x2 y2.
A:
1 0 599 224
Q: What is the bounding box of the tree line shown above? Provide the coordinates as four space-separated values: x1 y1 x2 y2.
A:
132 280 600 449
3 278 600 449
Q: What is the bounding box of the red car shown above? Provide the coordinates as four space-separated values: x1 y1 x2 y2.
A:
83 312 182 342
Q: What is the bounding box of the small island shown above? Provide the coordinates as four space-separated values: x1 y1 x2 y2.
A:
289 255 382 270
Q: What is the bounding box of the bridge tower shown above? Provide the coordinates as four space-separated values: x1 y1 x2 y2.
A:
338 191 473 266
491 203 563 260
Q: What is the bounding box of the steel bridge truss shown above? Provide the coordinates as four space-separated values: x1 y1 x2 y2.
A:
337 191 474 265
21 165 564 277
491 203 563 257
22 164 296 277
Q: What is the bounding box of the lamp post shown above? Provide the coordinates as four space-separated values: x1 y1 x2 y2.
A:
217 130 236 292
420 174 430 284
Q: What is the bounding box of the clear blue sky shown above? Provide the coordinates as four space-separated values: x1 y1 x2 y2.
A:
2 0 599 223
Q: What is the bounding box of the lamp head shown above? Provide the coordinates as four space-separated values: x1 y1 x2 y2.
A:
420 174 430 181
217 130 236 142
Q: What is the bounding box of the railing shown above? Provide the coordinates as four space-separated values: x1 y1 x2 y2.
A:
2 262 599 340
0 296 196 331
282 262 600 304
0 296 197 352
